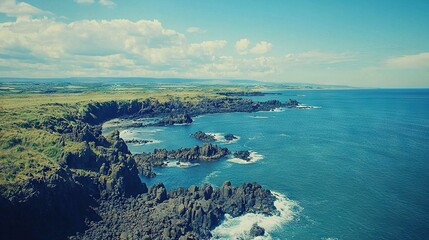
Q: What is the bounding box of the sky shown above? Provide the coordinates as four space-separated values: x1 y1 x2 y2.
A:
0 0 428 87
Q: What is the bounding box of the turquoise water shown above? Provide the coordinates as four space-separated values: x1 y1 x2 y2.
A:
123 89 429 239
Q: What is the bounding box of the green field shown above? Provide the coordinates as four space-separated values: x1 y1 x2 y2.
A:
0 80 250 189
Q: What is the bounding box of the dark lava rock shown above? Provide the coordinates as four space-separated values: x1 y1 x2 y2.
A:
125 139 153 144
285 98 299 107
250 223 265 237
155 114 193 126
224 133 237 141
78 182 277 240
233 150 251 161
192 131 216 142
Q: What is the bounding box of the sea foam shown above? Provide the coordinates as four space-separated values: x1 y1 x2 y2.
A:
165 161 200 168
211 192 301 240
207 132 240 144
227 151 264 164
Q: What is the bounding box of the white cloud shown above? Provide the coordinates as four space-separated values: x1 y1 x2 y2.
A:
235 38 250 54
99 0 116 8
0 16 356 81
186 27 205 34
0 0 50 18
385 52 429 69
235 38 272 55
249 41 272 54
74 0 95 4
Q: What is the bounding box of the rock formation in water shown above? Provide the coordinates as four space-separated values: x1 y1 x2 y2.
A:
78 182 276 239
191 131 216 142
234 150 252 161
134 143 230 177
224 133 238 141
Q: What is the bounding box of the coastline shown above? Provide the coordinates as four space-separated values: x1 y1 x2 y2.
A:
0 93 300 239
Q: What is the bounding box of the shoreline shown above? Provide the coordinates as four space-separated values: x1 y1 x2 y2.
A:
0 94 301 239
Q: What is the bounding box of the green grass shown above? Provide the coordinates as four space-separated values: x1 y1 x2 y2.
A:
0 84 244 187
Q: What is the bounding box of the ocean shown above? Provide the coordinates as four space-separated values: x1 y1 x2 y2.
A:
114 89 429 239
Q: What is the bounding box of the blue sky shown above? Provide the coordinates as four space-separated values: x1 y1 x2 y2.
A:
0 0 428 87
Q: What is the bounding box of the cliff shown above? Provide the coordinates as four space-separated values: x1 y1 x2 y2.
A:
0 96 299 239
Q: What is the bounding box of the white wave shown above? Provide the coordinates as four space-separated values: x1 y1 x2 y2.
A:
119 129 136 140
208 132 240 144
211 192 301 240
202 170 221 185
145 139 162 145
173 123 191 126
136 128 164 133
249 116 269 119
270 107 284 112
227 151 264 164
279 133 289 137
296 104 321 109
165 161 200 168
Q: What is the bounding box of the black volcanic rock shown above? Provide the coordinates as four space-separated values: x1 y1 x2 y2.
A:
192 131 216 141
250 223 265 237
224 133 237 141
79 182 277 240
285 98 299 107
154 113 192 126
233 150 251 161
125 139 153 144
137 143 229 164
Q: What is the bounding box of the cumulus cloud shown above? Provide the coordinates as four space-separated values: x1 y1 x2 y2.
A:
385 52 429 69
186 27 205 34
0 18 239 77
0 0 50 18
235 38 250 54
1 16 354 80
249 41 272 54
235 38 272 55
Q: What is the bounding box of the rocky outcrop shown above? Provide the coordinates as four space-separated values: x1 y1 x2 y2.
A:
134 144 229 178
125 139 153 144
285 98 299 107
154 113 193 126
250 223 266 237
224 133 237 141
79 182 276 240
0 169 99 240
192 131 216 142
135 143 229 169
80 97 300 125
234 150 251 161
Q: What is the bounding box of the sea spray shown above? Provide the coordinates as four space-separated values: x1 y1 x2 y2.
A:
228 151 264 164
211 192 301 239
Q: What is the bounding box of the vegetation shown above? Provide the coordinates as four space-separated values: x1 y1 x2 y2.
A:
0 80 255 188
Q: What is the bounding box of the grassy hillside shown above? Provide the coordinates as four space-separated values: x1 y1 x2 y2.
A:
0 86 230 187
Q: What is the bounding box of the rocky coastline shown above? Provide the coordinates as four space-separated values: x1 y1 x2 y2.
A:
217 91 281 97
0 96 300 239
134 143 230 177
